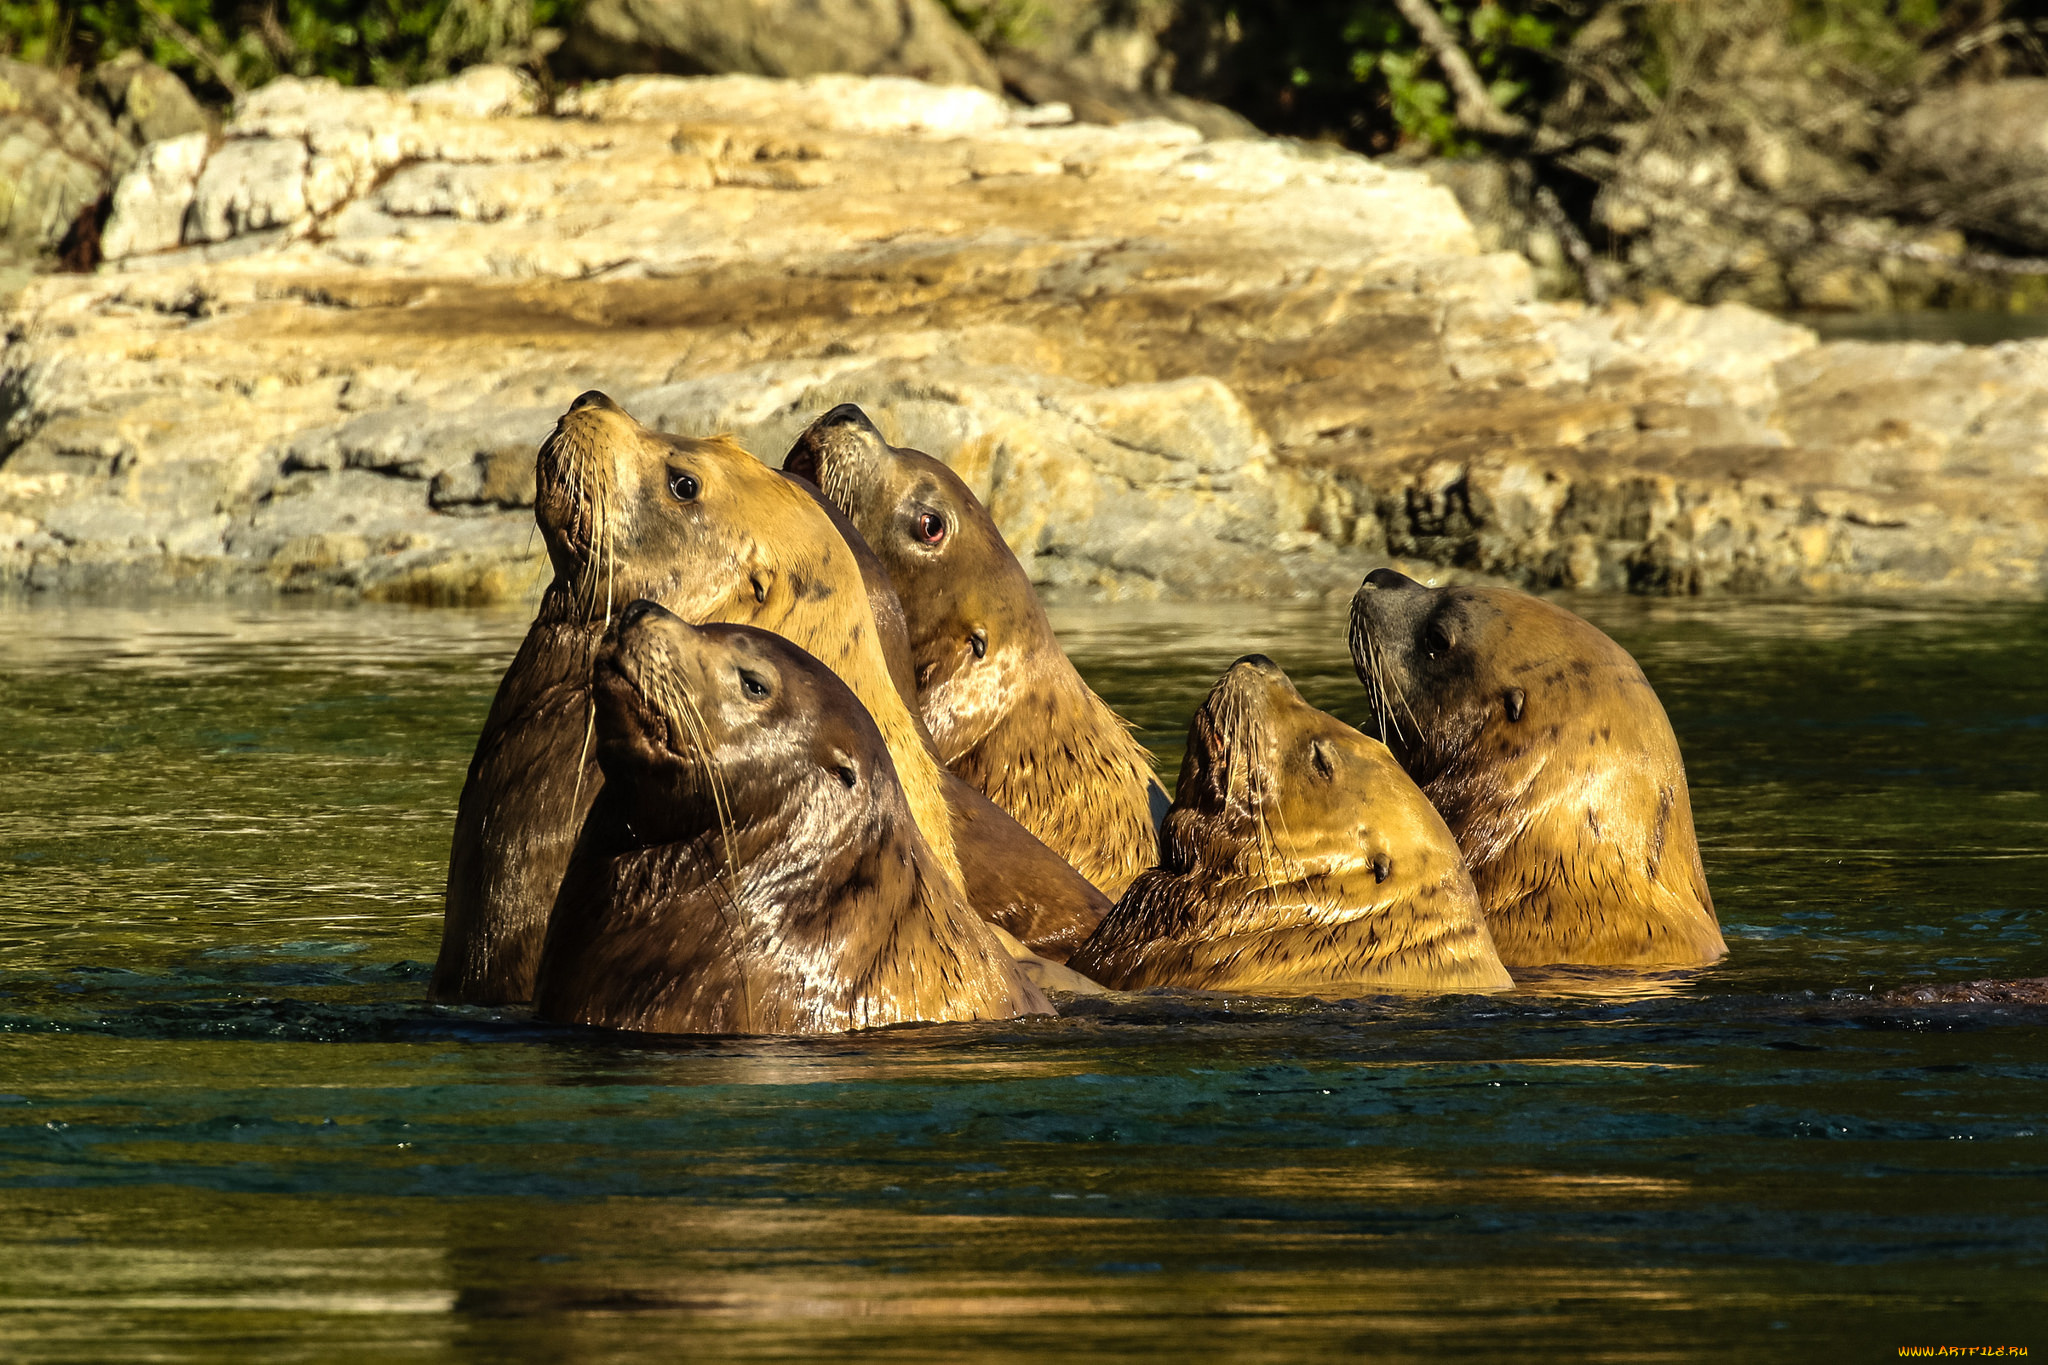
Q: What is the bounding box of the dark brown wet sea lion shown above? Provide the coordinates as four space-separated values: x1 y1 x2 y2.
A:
1067 655 1510 993
533 604 1051 1034
1348 571 1726 969
442 392 1104 969
784 404 1161 899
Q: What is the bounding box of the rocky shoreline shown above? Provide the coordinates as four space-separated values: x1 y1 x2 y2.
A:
3 67 2045 604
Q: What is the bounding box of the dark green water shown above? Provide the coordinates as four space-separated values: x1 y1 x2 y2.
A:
2 595 2044 1362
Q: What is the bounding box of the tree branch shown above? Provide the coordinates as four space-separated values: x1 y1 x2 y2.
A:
1388 0 1528 137
137 0 245 98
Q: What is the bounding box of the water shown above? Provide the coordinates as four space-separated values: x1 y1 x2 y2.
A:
2 594 2044 1361
1786 309 2048 347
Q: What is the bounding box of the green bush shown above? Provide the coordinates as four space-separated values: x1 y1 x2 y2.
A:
0 0 572 101
1156 1 2027 156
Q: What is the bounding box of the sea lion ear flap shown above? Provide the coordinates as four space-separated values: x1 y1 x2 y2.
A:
1504 688 1526 722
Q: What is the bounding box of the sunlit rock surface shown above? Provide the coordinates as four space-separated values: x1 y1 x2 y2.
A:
3 66 2044 602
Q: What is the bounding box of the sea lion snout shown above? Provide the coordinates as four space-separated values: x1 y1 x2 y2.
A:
817 403 880 433
1214 653 1305 715
568 390 621 414
1362 567 1423 591
614 597 674 631
783 403 888 493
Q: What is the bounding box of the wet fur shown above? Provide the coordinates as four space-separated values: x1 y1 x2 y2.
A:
533 611 1049 1034
1068 658 1511 993
785 406 1159 899
1349 576 1725 968
433 620 602 1004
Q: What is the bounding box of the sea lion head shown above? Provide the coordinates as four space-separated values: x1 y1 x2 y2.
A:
1346 568 1657 791
783 403 1045 759
536 391 832 625
1347 569 1723 967
1066 653 1503 992
1165 654 1467 909
591 598 898 857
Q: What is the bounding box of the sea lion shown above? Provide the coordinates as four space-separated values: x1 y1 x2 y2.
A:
533 603 1052 1034
433 416 926 1004
1067 655 1511 993
784 404 1161 899
1348 570 1726 968
527 391 1104 956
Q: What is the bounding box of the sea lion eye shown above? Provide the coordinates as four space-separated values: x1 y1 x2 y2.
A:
1372 853 1392 883
669 471 700 502
914 510 946 545
969 628 987 660
1424 620 1454 656
836 763 857 789
1310 742 1335 780
1505 688 1526 722
739 670 769 699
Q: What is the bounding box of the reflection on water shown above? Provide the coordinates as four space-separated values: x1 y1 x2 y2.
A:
1 593 2045 1360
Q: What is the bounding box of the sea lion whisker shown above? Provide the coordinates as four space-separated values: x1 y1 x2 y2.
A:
651 667 758 1029
675 687 752 955
570 692 597 817
1366 626 1399 744
1377 628 1424 749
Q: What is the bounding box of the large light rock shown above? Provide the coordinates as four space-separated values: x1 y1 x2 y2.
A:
947 0 1254 139
90 53 209 147
562 0 1001 91
2 68 2045 601
0 59 135 264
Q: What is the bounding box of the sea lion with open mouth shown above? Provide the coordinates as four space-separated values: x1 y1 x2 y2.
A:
1348 570 1726 968
533 603 1052 1034
1067 655 1512 994
784 404 1162 899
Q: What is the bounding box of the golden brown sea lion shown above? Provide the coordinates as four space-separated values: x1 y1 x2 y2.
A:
784 404 1162 899
533 603 1052 1034
537 392 1104 953
1067 655 1512 993
1348 570 1726 969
